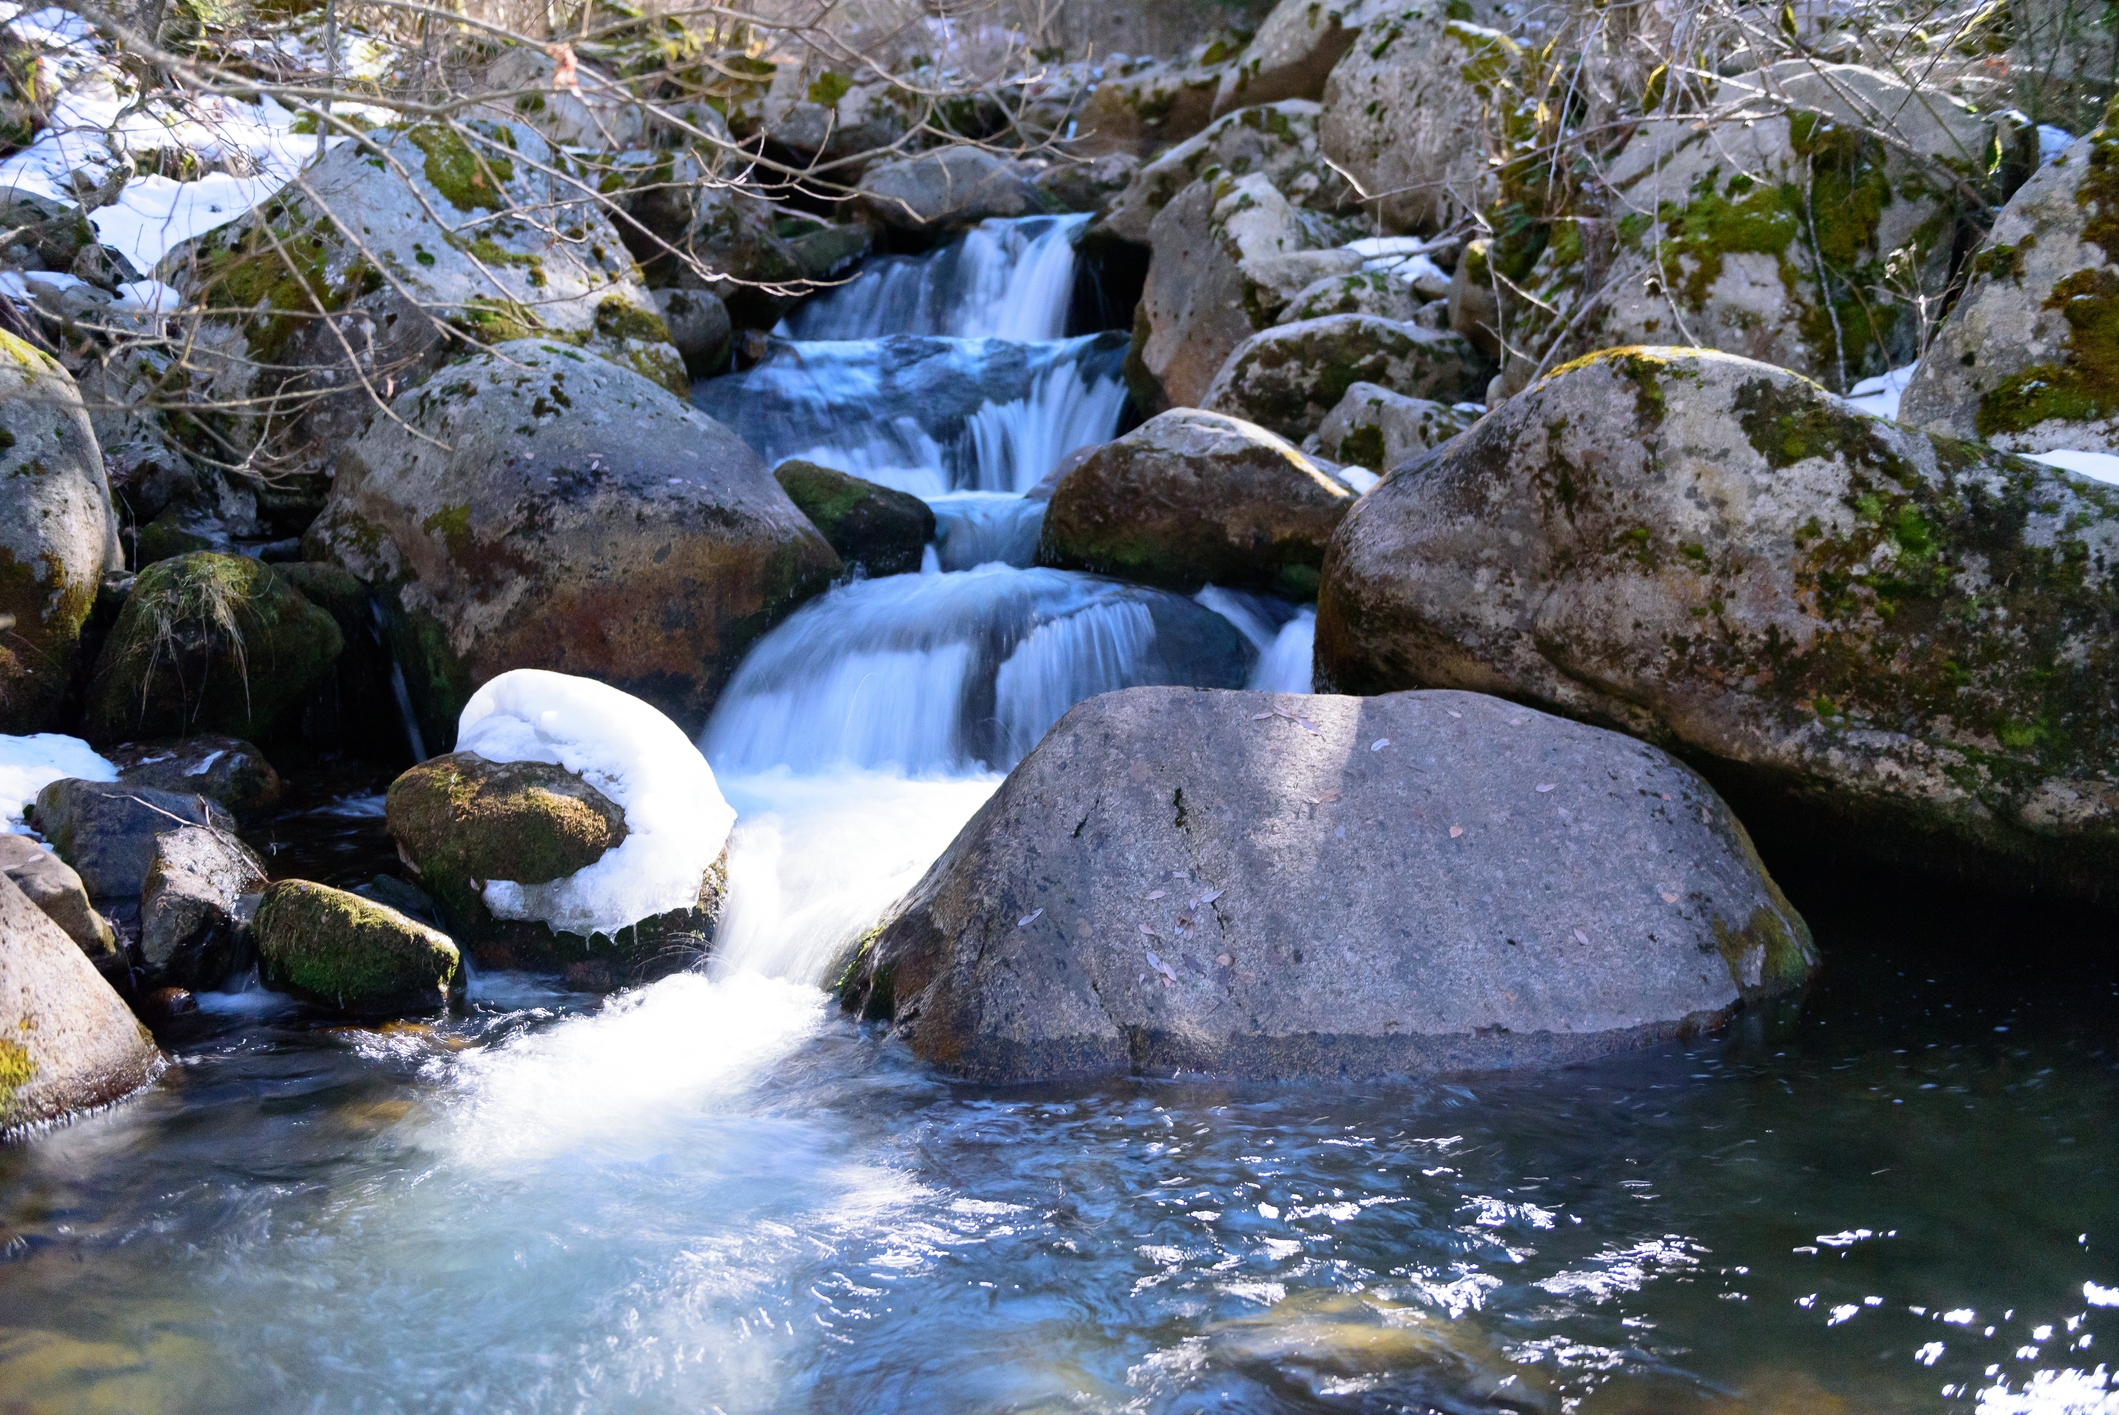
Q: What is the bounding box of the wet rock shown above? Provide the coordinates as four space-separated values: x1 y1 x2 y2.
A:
630 177 804 327
1038 409 1354 598
305 340 841 748
1316 347 2119 904
1100 101 1348 246
1134 174 1364 410
857 148 1042 233
1900 121 2119 453
0 871 159 1132
1282 270 1424 324
30 778 235 899
1311 382 1475 470
352 875 441 929
786 222 873 282
253 879 463 1016
773 459 936 578
1202 313 1486 442
137 824 267 991
108 735 282 816
140 986 196 1019
0 833 118 969
1215 0 1380 115
84 553 343 746
267 561 405 761
651 287 732 378
0 328 121 732
1320 4 1508 232
845 686 1813 1083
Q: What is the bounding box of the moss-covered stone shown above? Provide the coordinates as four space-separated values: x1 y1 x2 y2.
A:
773 460 935 577
254 880 463 1015
84 552 343 745
1203 313 1487 442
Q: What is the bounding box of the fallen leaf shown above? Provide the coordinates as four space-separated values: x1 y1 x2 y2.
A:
1197 888 1224 905
1536 783 1556 793
1660 793 1673 801
1145 889 1167 900
1017 908 1044 927
1251 711 1276 720
1446 709 1462 719
1449 826 1464 838
1307 789 1342 805
1216 953 1233 967
1371 738 1391 751
1145 949 1179 983
1139 923 1158 937
1660 892 1681 904
1573 929 1590 945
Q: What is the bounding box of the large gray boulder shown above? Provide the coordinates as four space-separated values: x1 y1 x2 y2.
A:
0 328 120 732
0 871 159 1133
1214 0 1381 116
844 686 1814 1084
1317 348 2119 903
0 834 119 971
138 825 268 991
1100 101 1348 245
856 148 1041 233
1319 4 1509 232
1202 313 1486 442
1899 122 2119 453
1311 382 1476 469
30 779 236 899
1037 409 1355 598
1133 174 1363 410
305 340 841 748
1075 57 1227 158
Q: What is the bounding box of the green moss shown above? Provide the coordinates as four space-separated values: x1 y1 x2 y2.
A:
1731 371 1873 468
1977 268 2119 436
591 295 671 344
2077 118 2119 262
254 880 460 1015
1338 424 1386 469
0 1036 33 1114
450 296 542 345
405 124 515 213
805 71 852 106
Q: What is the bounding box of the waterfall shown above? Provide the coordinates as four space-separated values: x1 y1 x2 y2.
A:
781 216 1087 341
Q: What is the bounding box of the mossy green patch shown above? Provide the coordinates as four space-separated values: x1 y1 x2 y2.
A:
0 1036 34 1115
405 123 515 213
1976 267 2119 436
254 879 461 1015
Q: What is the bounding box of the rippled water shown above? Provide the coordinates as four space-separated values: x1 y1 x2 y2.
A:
2 883 2114 1413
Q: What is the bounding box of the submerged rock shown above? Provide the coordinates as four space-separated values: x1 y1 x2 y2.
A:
138 825 267 991
0 834 119 971
0 329 121 733
30 779 235 899
108 735 283 817
1900 120 2119 453
845 686 1812 1083
1037 409 1354 598
306 340 841 747
84 554 343 746
773 459 936 578
254 880 463 1016
0 871 159 1132
1317 347 2119 903
1203 313 1486 441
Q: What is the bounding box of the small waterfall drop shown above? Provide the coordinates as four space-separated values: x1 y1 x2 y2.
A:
782 215 1087 341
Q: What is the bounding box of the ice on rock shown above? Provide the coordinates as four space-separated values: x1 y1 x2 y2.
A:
0 732 117 834
2029 449 2119 486
456 670 735 939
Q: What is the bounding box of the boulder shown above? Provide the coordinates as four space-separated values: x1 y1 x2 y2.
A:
1134 174 1364 410
84 553 344 746
1316 347 2119 903
170 121 687 475
1508 64 1993 394
0 328 120 732
1075 58 1226 157
108 735 282 816
253 879 463 1016
857 148 1042 232
0 871 159 1133
844 686 1814 1083
761 77 912 163
1311 382 1476 469
1215 0 1381 116
1202 313 1486 442
1100 101 1349 245
137 825 267 991
1319 4 1509 232
30 778 235 899
1899 121 2119 453
1282 270 1424 324
1037 409 1354 598
773 459 935 578
478 47 645 151
0 834 118 970
651 287 732 377
611 156 806 326
304 340 841 748
1034 153 1143 216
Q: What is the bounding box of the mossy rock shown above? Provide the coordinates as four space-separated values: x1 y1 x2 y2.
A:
773 460 935 577
1202 313 1487 443
253 880 463 1016
84 552 343 745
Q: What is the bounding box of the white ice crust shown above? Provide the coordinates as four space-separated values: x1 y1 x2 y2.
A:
456 670 736 939
0 732 117 834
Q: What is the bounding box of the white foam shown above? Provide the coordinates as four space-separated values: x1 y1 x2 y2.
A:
0 732 117 833
2029 450 2119 486
1249 609 1317 694
456 670 735 939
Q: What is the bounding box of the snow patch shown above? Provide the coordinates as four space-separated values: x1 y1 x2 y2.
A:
0 732 117 834
1845 362 1917 421
2029 450 2119 487
457 670 735 939
2040 125 2077 164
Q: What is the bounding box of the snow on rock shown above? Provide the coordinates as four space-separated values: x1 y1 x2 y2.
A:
1845 362 1918 421
2028 449 2119 486
456 670 736 939
0 732 116 834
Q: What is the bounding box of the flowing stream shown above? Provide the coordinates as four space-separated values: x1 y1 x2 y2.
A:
1 220 2114 1415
